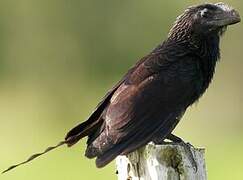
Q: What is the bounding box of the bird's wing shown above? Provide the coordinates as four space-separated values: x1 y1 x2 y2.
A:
65 55 150 146
92 52 197 167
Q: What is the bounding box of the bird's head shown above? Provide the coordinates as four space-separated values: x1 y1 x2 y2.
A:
169 2 241 40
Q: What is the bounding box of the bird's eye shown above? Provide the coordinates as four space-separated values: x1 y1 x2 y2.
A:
200 8 209 18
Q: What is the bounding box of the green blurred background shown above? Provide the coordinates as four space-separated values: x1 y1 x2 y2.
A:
0 0 242 179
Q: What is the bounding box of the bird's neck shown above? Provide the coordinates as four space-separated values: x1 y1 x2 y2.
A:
190 33 220 60
168 31 220 56
189 33 220 92
167 31 220 60
165 32 220 93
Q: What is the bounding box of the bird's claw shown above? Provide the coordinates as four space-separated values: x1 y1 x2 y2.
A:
179 141 198 172
153 134 198 172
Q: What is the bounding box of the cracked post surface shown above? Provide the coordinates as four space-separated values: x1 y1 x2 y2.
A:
116 142 207 180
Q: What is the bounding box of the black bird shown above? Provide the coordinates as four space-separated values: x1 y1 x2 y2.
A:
3 2 240 173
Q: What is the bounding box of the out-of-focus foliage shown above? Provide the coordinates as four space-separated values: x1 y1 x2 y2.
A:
0 0 242 179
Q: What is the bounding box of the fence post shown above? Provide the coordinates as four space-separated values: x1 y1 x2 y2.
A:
116 143 207 180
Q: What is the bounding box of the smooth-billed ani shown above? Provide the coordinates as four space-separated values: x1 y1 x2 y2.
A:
3 2 241 173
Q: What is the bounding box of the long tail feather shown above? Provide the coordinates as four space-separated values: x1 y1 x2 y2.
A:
2 140 66 174
2 118 102 174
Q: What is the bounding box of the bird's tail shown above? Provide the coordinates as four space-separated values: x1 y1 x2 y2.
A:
2 119 102 174
2 140 67 174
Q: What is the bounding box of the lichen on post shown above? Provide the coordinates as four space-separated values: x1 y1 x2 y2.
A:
116 142 207 180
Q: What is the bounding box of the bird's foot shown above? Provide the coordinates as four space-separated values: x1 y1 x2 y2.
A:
153 134 197 172
179 141 197 172
167 134 197 172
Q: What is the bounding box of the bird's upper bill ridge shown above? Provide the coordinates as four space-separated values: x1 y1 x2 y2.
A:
212 2 241 26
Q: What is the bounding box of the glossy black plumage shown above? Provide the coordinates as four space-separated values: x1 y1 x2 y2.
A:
3 2 240 173
65 3 240 168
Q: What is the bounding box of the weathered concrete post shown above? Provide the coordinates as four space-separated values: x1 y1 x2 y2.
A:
116 143 207 180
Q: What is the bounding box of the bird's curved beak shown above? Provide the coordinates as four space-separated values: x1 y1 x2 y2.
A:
209 3 241 26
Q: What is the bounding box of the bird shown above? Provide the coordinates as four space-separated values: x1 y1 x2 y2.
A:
3 2 240 173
